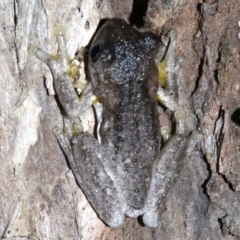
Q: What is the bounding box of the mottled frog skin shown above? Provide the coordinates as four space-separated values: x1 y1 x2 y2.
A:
30 18 199 227
89 19 161 210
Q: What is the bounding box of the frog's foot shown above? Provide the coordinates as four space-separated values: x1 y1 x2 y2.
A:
53 126 77 169
28 27 93 118
161 110 201 142
61 116 83 139
143 110 201 227
29 26 81 75
157 29 184 111
28 26 71 75
160 110 185 143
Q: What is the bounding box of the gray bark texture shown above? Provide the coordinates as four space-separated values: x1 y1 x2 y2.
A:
1 0 240 239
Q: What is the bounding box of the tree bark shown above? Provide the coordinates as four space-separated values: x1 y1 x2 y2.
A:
1 0 240 239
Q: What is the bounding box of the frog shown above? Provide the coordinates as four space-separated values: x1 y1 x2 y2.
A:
29 18 200 228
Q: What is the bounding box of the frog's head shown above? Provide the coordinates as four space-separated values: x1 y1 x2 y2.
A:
88 18 160 98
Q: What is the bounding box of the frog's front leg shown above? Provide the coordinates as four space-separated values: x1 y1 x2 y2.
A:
28 27 93 119
143 111 200 227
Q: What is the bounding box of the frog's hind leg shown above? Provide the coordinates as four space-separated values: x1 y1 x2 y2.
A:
142 111 201 227
53 125 126 227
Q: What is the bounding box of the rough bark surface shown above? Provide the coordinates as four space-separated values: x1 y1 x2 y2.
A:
1 0 240 239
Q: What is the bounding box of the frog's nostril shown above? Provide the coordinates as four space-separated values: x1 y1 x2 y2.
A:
90 44 101 62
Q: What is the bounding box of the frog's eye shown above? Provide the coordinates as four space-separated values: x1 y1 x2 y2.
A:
144 32 158 41
89 44 101 62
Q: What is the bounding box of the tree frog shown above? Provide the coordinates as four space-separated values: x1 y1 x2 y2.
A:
29 18 200 227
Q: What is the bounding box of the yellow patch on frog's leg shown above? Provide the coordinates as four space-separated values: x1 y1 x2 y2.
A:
157 29 180 111
157 29 178 89
66 48 87 83
52 26 84 82
158 59 167 88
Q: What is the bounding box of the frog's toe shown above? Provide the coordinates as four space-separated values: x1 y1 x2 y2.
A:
28 43 40 55
28 43 53 63
28 44 61 75
174 110 185 134
73 121 83 134
53 25 66 36
160 126 170 142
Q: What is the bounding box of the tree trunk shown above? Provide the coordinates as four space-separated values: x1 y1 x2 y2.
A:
1 0 240 239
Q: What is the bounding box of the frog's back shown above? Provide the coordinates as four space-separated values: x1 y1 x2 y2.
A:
89 18 161 209
111 80 160 209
